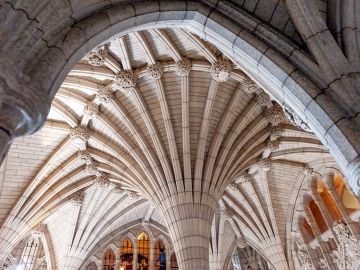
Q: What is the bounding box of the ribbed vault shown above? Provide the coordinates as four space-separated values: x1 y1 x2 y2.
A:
0 27 336 270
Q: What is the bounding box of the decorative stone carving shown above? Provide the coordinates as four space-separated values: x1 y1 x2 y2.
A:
264 104 285 126
83 103 99 119
147 62 163 79
174 58 191 76
231 253 241 270
69 127 89 143
237 237 247 249
38 260 47 270
295 237 315 270
112 71 136 92
84 164 99 176
237 174 253 184
1 258 12 270
333 222 360 262
304 164 314 175
127 191 141 200
77 150 92 165
32 223 44 235
94 175 110 189
85 47 107 66
211 59 232 82
258 158 271 170
71 192 84 206
96 87 113 104
228 183 238 191
241 79 261 94
266 139 280 151
256 91 271 107
283 105 311 132
112 184 124 194
270 126 284 138
142 218 150 228
318 259 327 270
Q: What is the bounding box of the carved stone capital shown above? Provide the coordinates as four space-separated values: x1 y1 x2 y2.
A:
112 183 124 194
258 158 271 171
147 63 163 79
85 46 107 66
237 237 247 249
96 87 113 104
228 183 238 191
83 103 99 118
211 59 232 82
77 150 93 165
241 79 261 94
113 71 136 92
70 127 89 143
127 191 141 200
94 175 110 189
264 104 285 126
71 191 84 206
84 164 99 176
256 91 271 107
175 58 191 76
266 139 280 151
304 164 314 175
237 174 253 184
270 126 284 138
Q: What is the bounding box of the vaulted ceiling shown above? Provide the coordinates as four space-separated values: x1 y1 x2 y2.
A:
0 26 336 269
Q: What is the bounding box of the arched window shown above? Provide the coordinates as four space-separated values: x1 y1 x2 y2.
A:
316 178 342 221
333 173 360 214
120 239 133 270
154 240 166 270
302 218 315 243
170 253 178 270
19 237 39 270
308 199 328 233
137 232 150 270
86 262 98 270
103 250 115 270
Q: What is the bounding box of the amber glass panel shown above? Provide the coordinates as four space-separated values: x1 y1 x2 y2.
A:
334 173 360 214
170 253 178 270
154 240 166 270
309 200 328 233
137 232 150 270
103 250 115 270
303 219 315 243
317 178 342 221
120 239 133 270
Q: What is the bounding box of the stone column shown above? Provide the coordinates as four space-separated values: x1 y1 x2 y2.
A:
132 242 138 270
160 195 216 270
149 241 154 270
0 58 50 167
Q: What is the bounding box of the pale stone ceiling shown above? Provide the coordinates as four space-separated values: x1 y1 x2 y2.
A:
0 27 338 269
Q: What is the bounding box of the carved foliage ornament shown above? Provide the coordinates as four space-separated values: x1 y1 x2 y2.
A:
113 71 136 92
85 47 107 66
71 192 84 206
295 237 315 270
241 79 262 94
83 103 99 118
70 127 89 143
332 221 360 267
237 237 247 249
237 174 253 184
94 175 110 189
264 104 285 126
174 58 191 76
211 59 232 82
147 62 163 80
77 150 92 165
38 260 47 270
258 158 271 170
2 258 12 270
96 88 113 104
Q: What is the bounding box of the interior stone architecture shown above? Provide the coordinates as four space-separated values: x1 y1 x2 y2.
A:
0 1 360 270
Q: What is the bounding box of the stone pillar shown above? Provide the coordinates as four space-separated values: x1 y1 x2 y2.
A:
150 241 155 270
160 196 216 270
132 243 138 270
0 58 50 167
